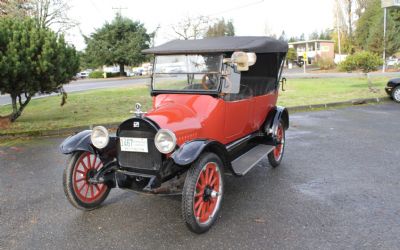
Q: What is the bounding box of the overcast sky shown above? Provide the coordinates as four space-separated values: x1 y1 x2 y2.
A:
65 0 334 51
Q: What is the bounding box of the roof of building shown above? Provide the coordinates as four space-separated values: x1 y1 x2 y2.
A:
288 40 335 45
142 36 288 54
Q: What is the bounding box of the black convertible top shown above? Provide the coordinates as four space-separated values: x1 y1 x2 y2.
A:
142 36 288 54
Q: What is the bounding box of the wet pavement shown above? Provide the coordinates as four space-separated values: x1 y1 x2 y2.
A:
1 103 400 250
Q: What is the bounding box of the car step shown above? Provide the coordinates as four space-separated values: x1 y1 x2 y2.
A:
231 144 274 176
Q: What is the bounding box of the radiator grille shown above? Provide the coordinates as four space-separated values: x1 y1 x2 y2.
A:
117 127 161 171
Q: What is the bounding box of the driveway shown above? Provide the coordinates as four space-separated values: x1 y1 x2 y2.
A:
1 103 400 249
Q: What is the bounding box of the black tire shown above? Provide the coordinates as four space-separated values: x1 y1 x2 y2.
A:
182 152 224 234
63 151 111 210
268 121 286 168
392 86 400 103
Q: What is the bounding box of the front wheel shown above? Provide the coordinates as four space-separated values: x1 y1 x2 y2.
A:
392 86 400 103
268 121 286 167
63 151 110 210
182 153 224 234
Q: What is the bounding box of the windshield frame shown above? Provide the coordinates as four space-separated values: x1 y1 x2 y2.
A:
150 54 224 96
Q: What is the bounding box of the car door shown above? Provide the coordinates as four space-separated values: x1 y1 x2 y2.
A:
223 70 254 142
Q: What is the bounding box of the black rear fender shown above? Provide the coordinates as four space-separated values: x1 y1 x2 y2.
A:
263 106 289 133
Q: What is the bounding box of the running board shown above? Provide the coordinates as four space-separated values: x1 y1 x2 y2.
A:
231 144 274 176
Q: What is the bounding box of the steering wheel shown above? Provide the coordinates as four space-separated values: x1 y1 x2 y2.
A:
201 74 209 90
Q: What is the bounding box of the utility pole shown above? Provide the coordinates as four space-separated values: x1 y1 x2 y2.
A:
336 3 342 63
112 6 128 16
383 7 387 72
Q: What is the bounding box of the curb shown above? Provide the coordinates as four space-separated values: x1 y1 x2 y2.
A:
0 97 392 139
287 97 390 113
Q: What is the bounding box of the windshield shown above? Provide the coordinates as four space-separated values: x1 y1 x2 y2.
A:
152 54 222 92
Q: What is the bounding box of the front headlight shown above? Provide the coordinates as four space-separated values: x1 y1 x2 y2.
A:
91 126 109 149
154 129 176 154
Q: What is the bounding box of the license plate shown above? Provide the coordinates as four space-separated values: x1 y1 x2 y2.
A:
120 137 148 153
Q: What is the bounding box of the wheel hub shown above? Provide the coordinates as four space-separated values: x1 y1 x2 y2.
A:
86 169 97 181
203 186 213 201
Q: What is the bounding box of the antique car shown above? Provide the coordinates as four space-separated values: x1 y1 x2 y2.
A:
60 36 289 233
385 78 400 103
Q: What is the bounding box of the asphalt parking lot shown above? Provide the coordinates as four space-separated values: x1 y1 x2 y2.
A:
1 103 400 250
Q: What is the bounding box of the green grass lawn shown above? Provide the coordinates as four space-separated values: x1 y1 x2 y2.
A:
0 77 391 135
278 77 389 107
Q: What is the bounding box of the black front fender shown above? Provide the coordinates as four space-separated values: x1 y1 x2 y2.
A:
171 140 230 167
60 130 94 154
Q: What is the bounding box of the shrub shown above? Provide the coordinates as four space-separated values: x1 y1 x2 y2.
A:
339 51 382 73
317 57 335 70
89 71 104 78
106 72 126 77
286 48 296 62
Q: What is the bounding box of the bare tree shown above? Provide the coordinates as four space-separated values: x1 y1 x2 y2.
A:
0 0 30 16
171 15 210 40
1 0 77 33
29 0 78 33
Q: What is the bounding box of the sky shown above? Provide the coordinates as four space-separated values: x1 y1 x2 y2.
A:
65 0 335 51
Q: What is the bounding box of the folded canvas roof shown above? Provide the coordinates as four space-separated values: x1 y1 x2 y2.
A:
142 36 288 55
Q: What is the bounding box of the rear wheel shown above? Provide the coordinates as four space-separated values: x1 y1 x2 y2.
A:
63 151 110 210
392 86 400 103
182 153 224 234
268 121 285 167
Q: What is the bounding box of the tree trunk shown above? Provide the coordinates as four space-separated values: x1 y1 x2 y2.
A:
119 63 125 77
366 73 378 93
8 93 32 122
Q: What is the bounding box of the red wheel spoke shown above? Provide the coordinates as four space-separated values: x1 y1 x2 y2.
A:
210 176 217 186
94 184 100 193
95 161 102 170
204 168 209 185
84 185 90 198
90 185 94 198
76 178 85 183
208 168 214 183
92 156 97 170
199 171 205 185
81 160 89 170
196 202 203 217
86 154 92 169
76 169 85 174
203 202 209 218
195 198 203 209
195 191 204 198
196 183 205 190
78 183 86 193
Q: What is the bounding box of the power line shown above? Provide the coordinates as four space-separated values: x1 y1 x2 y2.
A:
207 0 264 17
112 6 128 16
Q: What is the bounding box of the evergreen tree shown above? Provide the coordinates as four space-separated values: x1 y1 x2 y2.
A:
0 17 79 122
205 18 235 37
84 14 151 76
355 0 400 56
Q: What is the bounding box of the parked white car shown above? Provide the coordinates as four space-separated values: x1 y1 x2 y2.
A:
387 58 399 67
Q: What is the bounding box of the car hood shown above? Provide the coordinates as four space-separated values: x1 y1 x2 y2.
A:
145 94 223 145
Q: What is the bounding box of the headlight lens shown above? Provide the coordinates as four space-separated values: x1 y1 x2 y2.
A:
154 129 176 154
91 126 109 149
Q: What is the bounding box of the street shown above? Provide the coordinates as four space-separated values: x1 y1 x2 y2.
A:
1 71 400 106
0 78 147 106
1 103 400 249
